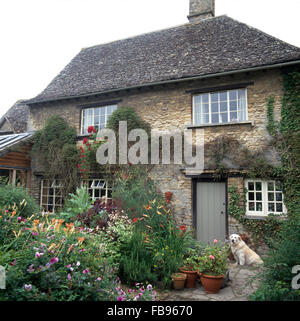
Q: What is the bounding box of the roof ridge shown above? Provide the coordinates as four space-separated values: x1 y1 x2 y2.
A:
81 15 228 51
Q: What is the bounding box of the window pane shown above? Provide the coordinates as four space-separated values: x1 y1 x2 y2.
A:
202 103 209 113
268 192 274 201
211 93 218 102
268 203 275 212
275 182 282 191
255 182 262 191
202 114 209 124
276 203 283 212
256 202 262 211
256 192 262 201
276 193 282 202
248 182 254 190
194 96 201 106
249 202 255 211
230 101 237 111
229 90 237 100
220 113 228 123
238 89 246 100
219 92 227 101
268 182 274 191
220 102 227 112
201 94 209 103
211 102 218 113
230 112 237 121
249 192 255 201
211 114 219 123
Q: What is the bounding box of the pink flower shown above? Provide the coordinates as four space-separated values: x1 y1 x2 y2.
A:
209 255 215 260
82 268 90 274
24 284 32 291
49 257 59 265
67 273 72 281
213 239 218 244
10 259 16 266
35 252 41 258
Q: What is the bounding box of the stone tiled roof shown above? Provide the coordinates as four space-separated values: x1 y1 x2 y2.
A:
27 15 300 104
0 101 29 134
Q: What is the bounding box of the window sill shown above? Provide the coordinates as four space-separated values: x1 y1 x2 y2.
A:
244 214 287 220
186 121 254 129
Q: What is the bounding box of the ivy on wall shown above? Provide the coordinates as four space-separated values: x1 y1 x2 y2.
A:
228 70 300 245
31 115 80 200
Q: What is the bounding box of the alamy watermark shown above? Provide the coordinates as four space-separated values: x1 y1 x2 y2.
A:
95 121 204 175
291 265 300 290
0 265 5 289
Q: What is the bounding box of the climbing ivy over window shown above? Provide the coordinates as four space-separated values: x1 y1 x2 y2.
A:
31 115 80 200
228 186 282 247
228 70 300 244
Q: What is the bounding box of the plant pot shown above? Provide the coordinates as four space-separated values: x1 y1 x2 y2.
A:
199 273 224 294
165 191 173 201
179 267 198 288
171 273 186 290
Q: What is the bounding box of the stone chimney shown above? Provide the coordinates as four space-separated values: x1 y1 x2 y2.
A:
188 0 215 23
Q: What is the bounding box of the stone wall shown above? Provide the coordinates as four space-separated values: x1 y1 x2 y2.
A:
29 69 284 245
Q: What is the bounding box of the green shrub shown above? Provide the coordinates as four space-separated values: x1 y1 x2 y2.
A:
0 185 39 218
251 216 300 301
119 228 157 285
60 186 92 222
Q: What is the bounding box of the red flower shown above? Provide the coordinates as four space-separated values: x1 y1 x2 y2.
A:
166 199 170 203
83 137 88 144
87 126 94 133
132 218 139 223
180 225 186 232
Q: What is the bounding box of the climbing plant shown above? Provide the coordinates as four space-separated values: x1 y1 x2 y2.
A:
31 115 80 200
227 70 300 245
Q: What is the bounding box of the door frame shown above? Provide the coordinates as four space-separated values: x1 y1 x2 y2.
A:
192 175 229 240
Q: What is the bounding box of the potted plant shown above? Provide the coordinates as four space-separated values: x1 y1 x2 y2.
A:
197 240 230 294
171 273 186 290
179 249 200 288
165 191 173 201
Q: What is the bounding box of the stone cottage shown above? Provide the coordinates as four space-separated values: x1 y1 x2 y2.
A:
1 0 300 246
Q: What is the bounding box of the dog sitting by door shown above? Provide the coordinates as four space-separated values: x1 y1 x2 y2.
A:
229 234 263 266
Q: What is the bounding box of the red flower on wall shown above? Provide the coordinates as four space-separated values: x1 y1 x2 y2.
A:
87 126 94 133
180 225 186 232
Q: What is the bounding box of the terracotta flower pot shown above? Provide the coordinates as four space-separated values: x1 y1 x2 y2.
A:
165 191 173 201
171 273 186 290
199 273 224 294
179 267 198 288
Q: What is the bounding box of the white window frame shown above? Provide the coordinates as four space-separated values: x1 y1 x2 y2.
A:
245 179 287 217
192 88 248 125
82 178 112 201
40 179 63 213
81 104 117 135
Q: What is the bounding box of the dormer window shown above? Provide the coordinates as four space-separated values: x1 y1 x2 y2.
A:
193 89 247 125
81 104 117 135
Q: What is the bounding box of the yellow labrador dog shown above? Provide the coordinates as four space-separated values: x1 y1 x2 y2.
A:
229 234 263 266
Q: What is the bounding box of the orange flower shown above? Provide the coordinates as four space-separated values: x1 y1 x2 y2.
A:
11 211 16 217
145 204 152 210
66 223 74 229
33 219 40 225
67 244 74 255
132 218 138 223
77 236 85 244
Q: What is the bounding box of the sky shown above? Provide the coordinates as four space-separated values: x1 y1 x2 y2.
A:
0 0 299 118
